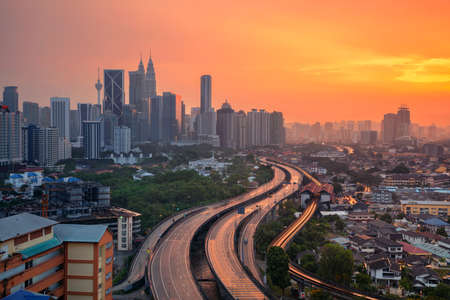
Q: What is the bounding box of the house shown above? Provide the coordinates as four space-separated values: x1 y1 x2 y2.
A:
348 212 374 222
366 258 401 287
373 238 403 260
421 217 450 235
398 241 431 258
300 183 334 208
350 235 376 254
402 231 427 245
411 265 440 289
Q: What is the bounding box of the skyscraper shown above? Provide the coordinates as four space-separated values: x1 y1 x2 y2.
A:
50 97 70 139
82 121 101 159
145 54 157 99
101 111 119 150
0 107 22 165
3 86 19 112
22 124 40 163
247 109 270 146
113 126 131 154
200 75 212 113
39 106 51 128
382 113 397 144
216 100 235 148
38 127 58 167
129 58 146 111
270 111 285 146
150 95 163 142
103 69 124 118
22 101 40 125
77 103 97 134
234 111 247 149
161 92 182 142
396 105 411 137
69 109 80 140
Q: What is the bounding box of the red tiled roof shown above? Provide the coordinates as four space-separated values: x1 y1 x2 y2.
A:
398 241 431 256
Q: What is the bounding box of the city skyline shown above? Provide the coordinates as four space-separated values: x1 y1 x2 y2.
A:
1 1 449 126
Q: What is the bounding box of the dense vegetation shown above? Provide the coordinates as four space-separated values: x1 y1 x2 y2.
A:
75 155 272 231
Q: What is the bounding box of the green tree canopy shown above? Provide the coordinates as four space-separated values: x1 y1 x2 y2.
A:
267 246 291 295
318 243 354 286
390 163 410 174
436 227 447 237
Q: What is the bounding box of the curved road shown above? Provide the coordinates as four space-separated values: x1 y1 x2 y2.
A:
206 164 302 299
149 163 286 300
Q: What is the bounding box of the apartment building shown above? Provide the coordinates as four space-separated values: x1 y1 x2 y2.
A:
401 200 450 217
0 213 113 300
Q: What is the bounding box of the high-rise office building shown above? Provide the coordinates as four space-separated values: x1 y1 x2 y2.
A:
83 121 101 159
3 86 19 112
396 105 411 137
0 107 22 165
145 54 157 99
216 100 235 148
360 130 378 145
197 110 217 136
101 111 119 150
50 97 70 139
129 58 146 111
114 126 131 154
22 124 40 163
382 113 398 144
270 111 285 146
69 109 80 140
234 111 247 149
38 127 58 167
58 137 72 161
161 92 182 142
200 75 212 113
150 96 163 142
247 109 270 146
39 106 51 128
103 69 124 118
22 101 39 125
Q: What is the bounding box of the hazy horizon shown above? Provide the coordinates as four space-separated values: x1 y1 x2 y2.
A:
1 0 449 126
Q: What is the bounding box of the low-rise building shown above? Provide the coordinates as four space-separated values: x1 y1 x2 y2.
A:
0 213 113 299
401 200 450 217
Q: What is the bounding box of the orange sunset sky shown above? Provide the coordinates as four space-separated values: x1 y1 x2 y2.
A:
1 0 450 126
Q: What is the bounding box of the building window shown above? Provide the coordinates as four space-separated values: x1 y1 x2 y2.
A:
98 267 102 273
106 288 111 295
121 238 126 243
121 243 127 248
44 226 52 235
25 260 33 270
106 272 112 280
14 234 28 245
25 278 33 287
122 231 126 236
106 242 112 249
30 229 43 240
122 224 127 229
106 257 112 264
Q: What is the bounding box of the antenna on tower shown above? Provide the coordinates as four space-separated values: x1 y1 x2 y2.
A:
97 67 100 80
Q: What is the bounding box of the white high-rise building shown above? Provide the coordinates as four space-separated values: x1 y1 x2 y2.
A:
58 137 72 161
113 126 131 154
247 109 270 146
0 108 22 165
82 121 101 159
38 127 58 167
50 97 70 139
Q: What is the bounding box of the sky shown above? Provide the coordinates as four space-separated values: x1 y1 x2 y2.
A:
1 0 450 126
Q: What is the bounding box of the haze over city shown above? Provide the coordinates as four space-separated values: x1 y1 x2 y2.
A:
1 0 450 125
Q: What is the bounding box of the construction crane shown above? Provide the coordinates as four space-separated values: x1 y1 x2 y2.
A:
41 184 49 218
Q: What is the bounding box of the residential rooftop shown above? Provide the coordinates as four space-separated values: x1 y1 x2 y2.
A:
54 224 108 243
0 213 58 242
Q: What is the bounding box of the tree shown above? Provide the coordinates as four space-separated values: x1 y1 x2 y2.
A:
335 218 345 232
318 243 354 286
436 227 448 237
309 288 332 300
267 246 290 295
380 213 393 224
390 163 410 174
354 272 373 292
424 283 450 300
399 267 413 292
300 253 318 273
333 182 343 194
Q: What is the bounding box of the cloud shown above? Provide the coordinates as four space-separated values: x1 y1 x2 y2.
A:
297 56 450 83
